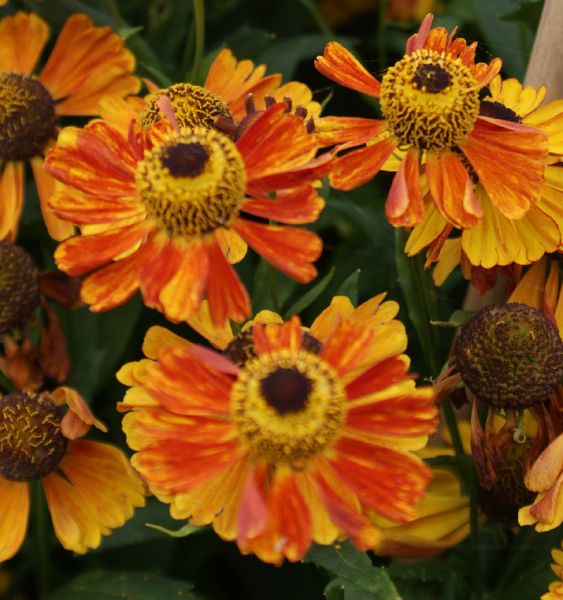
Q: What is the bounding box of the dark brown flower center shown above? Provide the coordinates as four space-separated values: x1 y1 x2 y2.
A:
479 100 521 123
161 142 210 178
0 241 40 332
0 72 56 161
411 64 452 93
261 367 312 414
0 391 67 481
457 303 563 409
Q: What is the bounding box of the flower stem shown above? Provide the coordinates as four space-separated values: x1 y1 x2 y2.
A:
191 0 205 83
32 481 50 600
297 0 333 40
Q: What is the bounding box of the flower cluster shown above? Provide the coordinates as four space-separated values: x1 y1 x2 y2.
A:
1 6 562 600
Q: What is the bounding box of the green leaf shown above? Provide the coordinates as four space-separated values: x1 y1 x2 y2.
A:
145 522 203 538
500 0 544 28
304 542 400 600
284 267 335 318
336 270 361 306
49 570 198 599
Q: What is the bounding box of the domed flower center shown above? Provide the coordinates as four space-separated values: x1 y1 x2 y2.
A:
457 303 563 409
479 100 521 123
231 349 347 467
0 72 56 161
0 241 40 332
0 391 67 481
379 49 480 150
140 83 233 130
136 128 246 237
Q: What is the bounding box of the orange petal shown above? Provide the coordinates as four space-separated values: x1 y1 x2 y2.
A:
386 148 425 226
525 433 563 492
315 116 387 147
237 104 318 185
253 316 303 355
0 12 48 73
58 440 145 530
460 117 548 219
54 220 149 276
158 240 210 322
329 137 397 191
39 14 139 115
186 301 234 350
426 150 482 228
205 237 250 325
234 219 321 284
52 386 107 438
406 13 434 54
30 156 75 241
315 42 380 98
330 437 432 522
0 479 29 562
321 318 373 375
0 160 24 241
242 185 325 225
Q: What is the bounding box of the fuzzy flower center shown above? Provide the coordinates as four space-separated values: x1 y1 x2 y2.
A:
0 241 40 332
140 83 233 130
0 392 67 481
230 349 347 467
379 49 480 150
457 303 563 409
136 128 247 237
0 72 56 161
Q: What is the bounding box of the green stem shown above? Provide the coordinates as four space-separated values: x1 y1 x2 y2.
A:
442 399 464 456
191 0 205 83
297 0 333 39
32 481 50 599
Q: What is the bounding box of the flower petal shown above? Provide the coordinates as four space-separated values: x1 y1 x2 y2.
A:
0 479 29 562
0 12 48 73
0 160 24 241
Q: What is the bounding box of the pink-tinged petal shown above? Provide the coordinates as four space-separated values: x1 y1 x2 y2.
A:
406 13 434 54
525 433 563 492
188 345 240 376
426 150 482 228
234 219 321 284
329 137 397 191
238 465 269 540
54 221 149 276
315 42 380 98
30 156 75 241
0 160 24 241
385 148 424 227
460 117 548 219
315 116 387 147
205 237 251 325
242 186 325 225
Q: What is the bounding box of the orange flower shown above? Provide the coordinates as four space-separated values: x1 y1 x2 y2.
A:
45 102 332 326
315 14 549 237
0 387 145 561
118 295 437 564
416 77 563 284
0 12 139 241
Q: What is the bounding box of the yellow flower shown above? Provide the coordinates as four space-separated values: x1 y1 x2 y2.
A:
542 541 563 600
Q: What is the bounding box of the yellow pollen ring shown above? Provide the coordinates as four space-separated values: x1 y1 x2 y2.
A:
136 127 247 237
230 349 347 467
379 49 480 150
